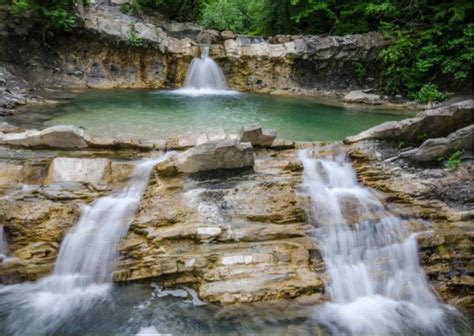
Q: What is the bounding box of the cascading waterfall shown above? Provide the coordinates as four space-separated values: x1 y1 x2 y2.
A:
0 156 168 335
53 158 161 282
299 148 463 335
0 226 8 258
184 46 227 90
175 46 236 96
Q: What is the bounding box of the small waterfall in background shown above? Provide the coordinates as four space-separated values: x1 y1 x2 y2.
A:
0 155 168 335
175 46 236 96
299 148 464 335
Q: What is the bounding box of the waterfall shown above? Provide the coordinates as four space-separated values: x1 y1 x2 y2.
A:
174 46 236 96
0 155 168 335
53 158 161 282
0 226 8 258
299 149 463 335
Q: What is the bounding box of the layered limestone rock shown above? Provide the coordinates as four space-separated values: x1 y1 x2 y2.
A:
156 139 255 176
0 144 324 304
348 140 474 313
0 125 166 150
239 123 277 147
345 99 473 143
400 124 473 162
114 148 323 304
0 4 388 94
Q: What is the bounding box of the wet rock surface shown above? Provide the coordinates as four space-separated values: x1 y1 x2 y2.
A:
348 140 474 313
0 143 324 304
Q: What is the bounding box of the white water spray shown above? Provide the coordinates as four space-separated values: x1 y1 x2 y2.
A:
0 226 8 258
174 46 236 96
299 148 463 335
0 155 168 335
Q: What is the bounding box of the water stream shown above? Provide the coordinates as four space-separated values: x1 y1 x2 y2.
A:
177 46 231 95
0 155 167 335
299 148 464 335
0 226 8 258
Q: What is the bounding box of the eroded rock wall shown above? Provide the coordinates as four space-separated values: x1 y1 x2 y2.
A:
0 4 387 93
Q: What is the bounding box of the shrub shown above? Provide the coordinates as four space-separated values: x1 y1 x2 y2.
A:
447 150 463 171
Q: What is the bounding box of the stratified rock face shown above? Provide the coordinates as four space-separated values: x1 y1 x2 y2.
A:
400 124 474 162
345 99 473 143
349 140 474 314
239 123 277 147
0 125 89 149
114 149 323 304
0 4 387 93
0 145 324 304
156 139 255 176
0 125 166 150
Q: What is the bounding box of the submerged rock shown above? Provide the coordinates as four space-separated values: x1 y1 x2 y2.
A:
239 123 277 147
156 139 254 176
345 99 473 143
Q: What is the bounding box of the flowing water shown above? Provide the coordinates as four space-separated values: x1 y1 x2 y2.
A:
299 148 465 335
177 46 230 95
0 226 8 258
0 155 167 335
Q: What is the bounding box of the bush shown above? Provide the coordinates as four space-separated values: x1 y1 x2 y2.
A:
199 0 264 34
413 84 448 104
8 0 79 32
447 150 463 171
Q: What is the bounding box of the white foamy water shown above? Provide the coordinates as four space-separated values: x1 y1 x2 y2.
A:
0 226 8 258
173 46 238 96
299 149 463 335
0 155 168 335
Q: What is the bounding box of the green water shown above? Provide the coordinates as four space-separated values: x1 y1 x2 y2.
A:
31 90 408 141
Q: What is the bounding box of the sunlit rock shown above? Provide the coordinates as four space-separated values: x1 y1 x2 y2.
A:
239 123 276 147
156 139 254 176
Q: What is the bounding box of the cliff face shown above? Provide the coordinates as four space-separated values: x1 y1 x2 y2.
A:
0 4 387 93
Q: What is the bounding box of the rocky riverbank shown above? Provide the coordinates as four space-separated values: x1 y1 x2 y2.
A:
0 99 472 314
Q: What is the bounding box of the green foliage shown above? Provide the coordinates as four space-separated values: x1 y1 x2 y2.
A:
413 84 449 104
131 0 204 21
128 22 142 47
446 150 464 171
416 132 428 143
8 0 79 32
120 1 143 16
199 0 264 34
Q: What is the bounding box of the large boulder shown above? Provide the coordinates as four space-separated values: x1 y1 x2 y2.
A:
156 139 254 176
345 100 473 143
239 123 277 147
0 125 89 149
400 124 473 162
